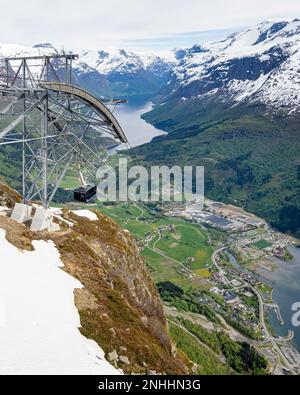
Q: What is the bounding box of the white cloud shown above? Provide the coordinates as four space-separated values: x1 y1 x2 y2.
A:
0 0 299 50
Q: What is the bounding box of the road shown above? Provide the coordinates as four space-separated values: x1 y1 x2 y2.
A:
250 284 297 374
212 247 297 374
211 247 231 285
152 228 196 277
134 203 298 374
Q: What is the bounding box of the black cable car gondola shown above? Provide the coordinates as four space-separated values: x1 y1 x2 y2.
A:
74 184 97 203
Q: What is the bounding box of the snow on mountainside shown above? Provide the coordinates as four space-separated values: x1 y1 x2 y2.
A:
169 19 300 116
0 43 59 58
0 183 187 375
0 19 298 108
0 43 171 76
0 228 120 374
77 49 172 96
79 48 170 76
0 43 172 97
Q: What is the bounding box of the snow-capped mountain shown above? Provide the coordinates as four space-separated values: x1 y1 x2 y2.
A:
78 48 169 76
0 42 59 58
76 48 172 97
0 19 299 111
0 43 172 98
164 19 300 116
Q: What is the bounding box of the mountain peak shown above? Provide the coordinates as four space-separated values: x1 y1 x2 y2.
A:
32 42 55 49
162 19 300 117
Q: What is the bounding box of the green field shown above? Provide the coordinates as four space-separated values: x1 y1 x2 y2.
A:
155 224 212 269
60 172 80 189
95 202 215 290
251 239 272 250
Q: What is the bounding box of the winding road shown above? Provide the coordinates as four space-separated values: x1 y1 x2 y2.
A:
212 247 297 374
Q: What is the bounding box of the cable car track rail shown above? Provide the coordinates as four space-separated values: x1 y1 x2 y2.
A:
39 82 128 144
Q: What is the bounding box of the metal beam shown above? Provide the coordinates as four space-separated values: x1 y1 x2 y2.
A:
0 53 127 209
0 95 46 139
7 54 78 61
40 82 128 143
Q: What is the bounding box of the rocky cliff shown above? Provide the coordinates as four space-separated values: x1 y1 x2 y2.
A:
0 183 187 374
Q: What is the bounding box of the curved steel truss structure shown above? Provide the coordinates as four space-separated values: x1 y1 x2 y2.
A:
0 54 127 207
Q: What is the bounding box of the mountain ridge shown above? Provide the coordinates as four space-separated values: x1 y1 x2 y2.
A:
155 19 300 117
0 43 173 98
1 19 299 112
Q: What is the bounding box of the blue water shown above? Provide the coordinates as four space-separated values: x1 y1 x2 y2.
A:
258 246 300 352
227 247 300 351
113 99 166 149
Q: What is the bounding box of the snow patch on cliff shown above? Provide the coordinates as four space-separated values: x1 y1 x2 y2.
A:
0 230 119 375
72 209 98 221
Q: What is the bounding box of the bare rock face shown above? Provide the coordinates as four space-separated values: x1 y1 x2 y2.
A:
108 350 118 362
0 182 21 209
119 355 130 365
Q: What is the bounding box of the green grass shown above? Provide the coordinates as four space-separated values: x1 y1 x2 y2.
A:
143 247 209 291
143 248 189 290
194 268 212 278
155 224 212 269
96 202 214 291
258 283 273 294
251 239 272 250
60 174 80 189
169 322 232 375
122 221 153 239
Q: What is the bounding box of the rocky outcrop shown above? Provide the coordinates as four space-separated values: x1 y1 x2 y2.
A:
0 184 187 374
51 210 187 374
0 182 21 209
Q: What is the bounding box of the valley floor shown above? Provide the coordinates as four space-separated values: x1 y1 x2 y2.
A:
78 199 300 375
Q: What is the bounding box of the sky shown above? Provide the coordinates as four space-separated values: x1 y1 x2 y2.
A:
0 0 299 53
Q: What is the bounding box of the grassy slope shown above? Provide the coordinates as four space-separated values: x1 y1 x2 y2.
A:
169 322 232 375
130 99 300 237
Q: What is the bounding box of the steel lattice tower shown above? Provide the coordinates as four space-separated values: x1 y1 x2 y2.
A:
0 54 127 207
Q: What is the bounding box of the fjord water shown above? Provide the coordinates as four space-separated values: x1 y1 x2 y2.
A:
259 246 300 352
113 97 166 148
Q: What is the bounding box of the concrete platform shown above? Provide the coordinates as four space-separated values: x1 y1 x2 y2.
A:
30 207 60 232
11 203 32 223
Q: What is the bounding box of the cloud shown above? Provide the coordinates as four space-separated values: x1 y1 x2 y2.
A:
0 0 299 50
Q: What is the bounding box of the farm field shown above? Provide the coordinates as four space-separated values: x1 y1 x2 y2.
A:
95 202 215 290
251 239 272 250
